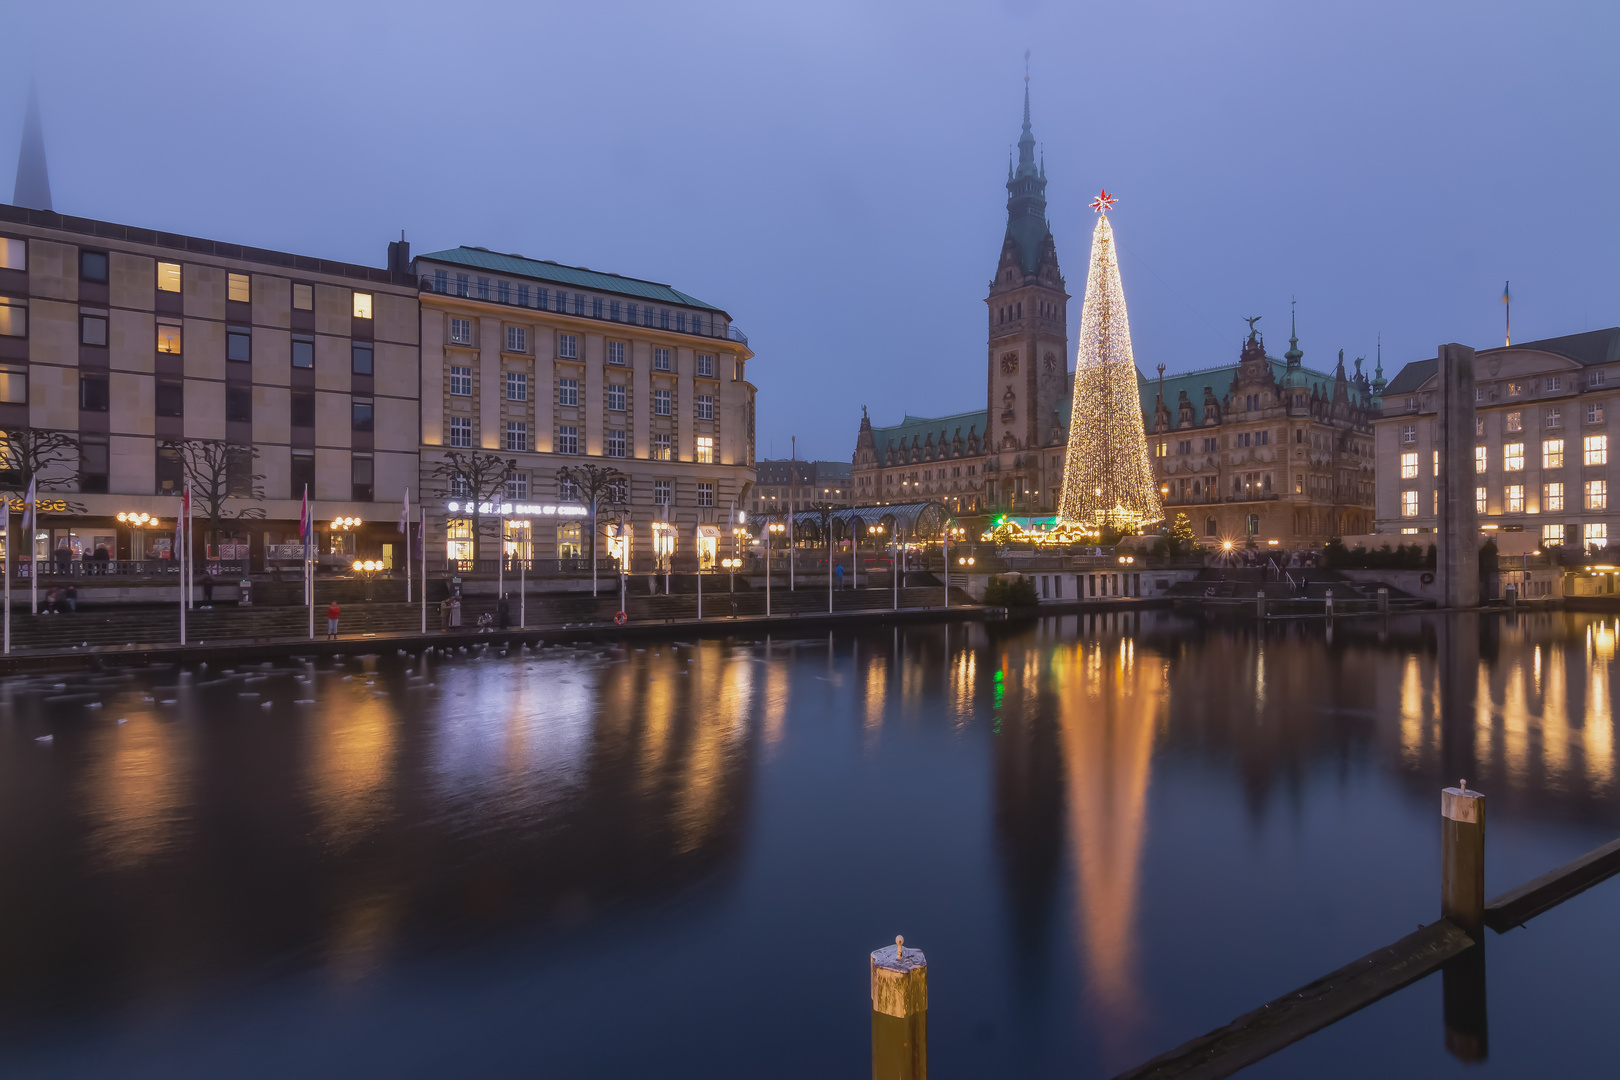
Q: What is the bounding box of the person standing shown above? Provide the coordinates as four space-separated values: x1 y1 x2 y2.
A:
326 599 341 640
64 582 77 613
449 595 462 629
834 562 845 591
201 571 215 610
497 593 511 630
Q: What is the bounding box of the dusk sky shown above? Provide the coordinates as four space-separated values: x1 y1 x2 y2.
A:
7 0 1618 460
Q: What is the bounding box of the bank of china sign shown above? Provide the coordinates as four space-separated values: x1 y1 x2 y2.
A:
446 501 589 517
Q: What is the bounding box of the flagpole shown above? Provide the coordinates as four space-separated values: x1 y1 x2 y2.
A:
1504 280 1511 347
4 506 11 654
788 436 796 591
179 484 187 647
419 507 427 634
519 521 526 629
404 487 412 605
27 480 36 616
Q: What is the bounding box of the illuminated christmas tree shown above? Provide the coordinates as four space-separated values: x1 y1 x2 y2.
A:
1058 192 1163 531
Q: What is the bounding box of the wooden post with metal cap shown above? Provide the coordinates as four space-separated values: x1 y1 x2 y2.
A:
1440 780 1488 1061
871 934 927 1080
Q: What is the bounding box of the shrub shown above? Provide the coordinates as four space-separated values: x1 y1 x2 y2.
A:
983 574 1038 608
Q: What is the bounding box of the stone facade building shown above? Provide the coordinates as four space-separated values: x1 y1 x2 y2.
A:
748 458 851 517
414 247 756 571
1375 327 1620 551
1146 318 1379 544
852 85 1071 516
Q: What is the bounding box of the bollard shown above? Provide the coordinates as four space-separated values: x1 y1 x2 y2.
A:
871 935 927 1080
1377 587 1388 614
1255 589 1266 620
1325 588 1334 617
1441 781 1486 936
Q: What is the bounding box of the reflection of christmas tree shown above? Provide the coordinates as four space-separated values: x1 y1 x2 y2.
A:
1059 198 1162 529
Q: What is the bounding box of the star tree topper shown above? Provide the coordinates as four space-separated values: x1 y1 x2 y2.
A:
1089 189 1117 214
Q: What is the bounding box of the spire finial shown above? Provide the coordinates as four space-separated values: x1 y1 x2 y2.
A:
13 80 53 212
1284 297 1303 367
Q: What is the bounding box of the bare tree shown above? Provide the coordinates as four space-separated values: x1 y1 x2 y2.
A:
161 439 265 557
429 451 514 563
0 426 80 495
555 463 627 570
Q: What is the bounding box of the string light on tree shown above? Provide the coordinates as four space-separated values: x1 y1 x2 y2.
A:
1058 190 1163 531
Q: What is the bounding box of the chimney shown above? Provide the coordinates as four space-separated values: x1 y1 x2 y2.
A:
386 232 411 277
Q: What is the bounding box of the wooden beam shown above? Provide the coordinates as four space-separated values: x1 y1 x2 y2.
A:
1485 836 1620 932
1111 921 1475 1080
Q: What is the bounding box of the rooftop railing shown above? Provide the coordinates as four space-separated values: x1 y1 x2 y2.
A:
424 277 748 346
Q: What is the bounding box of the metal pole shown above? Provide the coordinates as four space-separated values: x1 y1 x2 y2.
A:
893 530 899 611
405 487 412 605
697 559 702 620
942 521 948 609
420 507 427 634
3 509 9 654
766 527 772 617
828 517 833 614
520 525 526 629
789 437 796 591
498 508 506 601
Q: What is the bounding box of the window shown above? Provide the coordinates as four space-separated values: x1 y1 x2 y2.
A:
1205 516 1217 537
1475 486 1488 514
0 363 27 403
1401 490 1418 517
607 384 625 411
1475 417 1484 436
497 281 510 304
1593 371 1608 388
1155 441 1167 458
557 425 578 455
653 388 671 416
505 421 529 452
559 334 578 359
79 251 108 282
449 416 472 448
226 385 252 423
432 269 448 293
558 475 579 502
0 297 24 338
450 365 472 396
1586 434 1608 466
227 273 250 303
553 290 566 312
608 341 626 365
1504 442 1524 471
352 454 374 502
0 238 24 270
352 292 373 319
1474 446 1487 473
291 335 313 368
155 378 184 418
1589 403 1605 424
696 435 714 463
654 479 672 505
155 445 183 493
80 314 107 346
1506 411 1522 433
1587 479 1608 511
628 304 639 325
518 284 530 307
476 277 490 300
290 450 315 496
505 471 527 500
1434 450 1440 476
696 394 714 420
1544 439 1564 469
450 318 473 345
1548 375 1563 391
1401 424 1416 444
1400 452 1418 479
292 283 313 310
652 433 672 461
157 322 182 355
1543 524 1565 546
697 353 714 378
1546 408 1562 428
606 430 626 458
1545 482 1565 512
696 482 715 507
291 390 315 428
1177 439 1192 454
227 326 251 362
1586 523 1608 548
559 378 579 407
653 347 671 372
352 397 374 432
79 436 108 494
79 372 109 412
1504 484 1525 513
660 309 671 329
506 371 528 401
506 325 526 352
157 262 183 293
1507 382 1523 397
1476 387 1485 403
592 297 603 318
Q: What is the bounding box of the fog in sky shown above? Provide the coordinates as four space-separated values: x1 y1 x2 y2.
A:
7 1 1618 460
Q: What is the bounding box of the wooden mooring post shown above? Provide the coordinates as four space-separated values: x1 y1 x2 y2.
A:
1441 782 1488 1061
872 935 927 1080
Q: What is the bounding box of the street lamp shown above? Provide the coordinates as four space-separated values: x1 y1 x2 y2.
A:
352 558 383 601
958 556 976 566
766 520 786 616
721 556 741 593
116 511 163 563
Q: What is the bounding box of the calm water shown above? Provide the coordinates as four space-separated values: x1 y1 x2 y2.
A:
1 612 1618 1077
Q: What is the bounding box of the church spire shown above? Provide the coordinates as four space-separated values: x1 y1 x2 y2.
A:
1284 298 1303 367
1003 60 1052 276
12 81 53 212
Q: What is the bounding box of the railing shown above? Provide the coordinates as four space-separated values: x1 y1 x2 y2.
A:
8 559 248 579
425 278 748 345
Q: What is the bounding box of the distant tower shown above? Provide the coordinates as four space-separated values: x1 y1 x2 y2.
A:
12 82 52 211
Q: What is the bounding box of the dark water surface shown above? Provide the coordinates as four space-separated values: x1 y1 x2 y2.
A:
1 611 1617 1077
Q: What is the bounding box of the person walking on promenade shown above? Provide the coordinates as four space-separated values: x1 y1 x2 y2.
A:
326 600 341 640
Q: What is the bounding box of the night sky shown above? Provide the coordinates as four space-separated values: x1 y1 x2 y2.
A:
7 0 1617 459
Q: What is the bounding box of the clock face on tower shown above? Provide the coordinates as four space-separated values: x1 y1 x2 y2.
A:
1044 352 1058 372
1000 352 1019 374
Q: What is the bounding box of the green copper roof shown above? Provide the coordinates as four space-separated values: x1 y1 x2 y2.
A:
869 408 990 452
417 246 724 312
1137 355 1369 429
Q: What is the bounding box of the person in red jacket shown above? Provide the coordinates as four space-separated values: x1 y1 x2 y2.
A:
326 600 341 640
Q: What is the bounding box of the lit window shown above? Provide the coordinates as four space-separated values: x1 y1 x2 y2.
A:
556 425 578 455
1538 439 1562 468
449 416 472 447
696 394 714 421
1506 411 1522 433
352 292 373 319
0 238 24 270
1401 490 1418 517
1546 407 1562 428
697 353 714 378
1545 482 1565 512
653 389 671 416
1585 523 1607 547
506 371 527 401
559 334 578 359
559 378 578 407
696 435 715 464
505 421 528 452
1400 452 1418 479
228 273 250 303
157 322 182 354
1588 403 1605 424
0 297 24 338
506 325 526 352
1586 435 1608 466
607 384 625 411
653 347 671 372
1401 424 1415 444
1401 528 1418 535
1476 486 1488 514
1507 382 1523 397
157 261 181 293
1504 484 1525 513
696 481 715 507
606 430 626 458
449 366 472 396
608 341 626 365
0 362 26 403
1475 417 1484 436
1155 441 1167 458
1504 442 1524 471
450 318 473 345
1587 479 1607 510
293 283 313 310
1433 450 1440 476
1474 446 1487 473
1543 524 1565 546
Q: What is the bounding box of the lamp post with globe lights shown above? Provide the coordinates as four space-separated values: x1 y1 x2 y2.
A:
766 520 786 616
352 558 383 602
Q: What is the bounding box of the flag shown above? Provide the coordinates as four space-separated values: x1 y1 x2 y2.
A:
299 485 311 540
1501 281 1511 305
399 487 409 534
416 507 424 555
19 476 34 532
175 482 190 561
